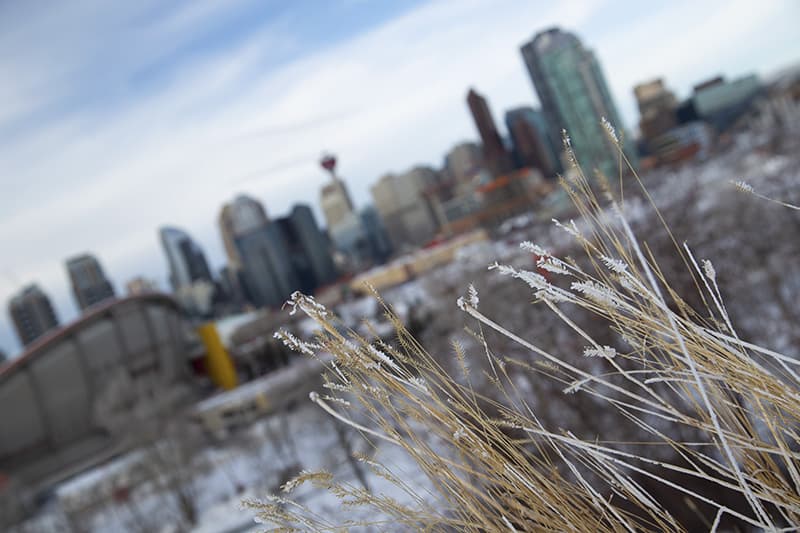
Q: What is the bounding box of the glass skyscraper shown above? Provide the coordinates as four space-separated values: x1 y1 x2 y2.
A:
235 223 298 308
521 28 635 179
159 227 213 290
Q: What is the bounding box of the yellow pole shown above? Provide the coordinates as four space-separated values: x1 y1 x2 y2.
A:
197 322 238 390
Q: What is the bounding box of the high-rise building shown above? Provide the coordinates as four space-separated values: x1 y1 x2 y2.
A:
219 195 270 269
219 195 298 308
371 166 440 250
466 88 514 177
505 107 557 176
634 78 678 145
444 142 485 185
521 27 635 178
159 227 213 291
8 284 59 346
320 178 355 232
274 204 337 294
235 222 298 308
66 254 116 311
359 206 393 264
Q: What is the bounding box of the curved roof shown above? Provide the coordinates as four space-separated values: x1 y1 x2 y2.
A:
0 293 179 382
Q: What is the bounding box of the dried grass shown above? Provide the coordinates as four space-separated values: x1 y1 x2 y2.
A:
247 125 800 532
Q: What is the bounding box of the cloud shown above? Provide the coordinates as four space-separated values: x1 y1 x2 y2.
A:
0 0 797 353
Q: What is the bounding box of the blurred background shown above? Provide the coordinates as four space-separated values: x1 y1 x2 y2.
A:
1 0 799 530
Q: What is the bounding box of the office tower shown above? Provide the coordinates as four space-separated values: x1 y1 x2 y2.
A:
634 78 678 146
359 206 393 264
287 204 337 288
444 142 485 185
125 277 158 295
466 88 514 177
159 227 213 290
219 266 246 306
235 222 298 308
371 166 440 250
521 27 635 178
219 195 298 308
66 254 116 311
8 284 59 346
219 195 270 268
274 205 337 294
504 106 557 176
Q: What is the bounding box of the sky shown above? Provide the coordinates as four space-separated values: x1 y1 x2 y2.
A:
1 0 798 355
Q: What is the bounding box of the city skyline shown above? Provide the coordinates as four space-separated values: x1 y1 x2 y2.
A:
1 0 798 353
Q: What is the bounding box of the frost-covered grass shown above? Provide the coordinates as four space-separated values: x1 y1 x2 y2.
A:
256 129 800 531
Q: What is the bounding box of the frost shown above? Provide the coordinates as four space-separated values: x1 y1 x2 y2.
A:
520 241 549 256
601 255 628 274
368 345 401 373
702 259 716 281
274 329 319 356
601 116 619 143
468 284 479 308
583 345 617 359
571 281 621 308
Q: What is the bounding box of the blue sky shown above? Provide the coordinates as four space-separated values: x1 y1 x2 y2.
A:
1 0 798 355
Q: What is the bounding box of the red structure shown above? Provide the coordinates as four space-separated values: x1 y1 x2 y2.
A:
320 154 337 174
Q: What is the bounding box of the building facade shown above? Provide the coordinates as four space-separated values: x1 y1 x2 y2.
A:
235 223 298 308
521 27 635 178
274 204 337 294
504 106 557 176
320 178 355 232
371 166 440 250
634 78 678 145
444 141 485 185
159 227 213 291
65 254 116 311
8 284 60 347
219 195 270 269
466 88 514 177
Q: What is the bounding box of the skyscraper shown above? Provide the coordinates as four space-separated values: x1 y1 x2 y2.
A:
235 222 298 308
520 28 634 178
219 195 298 308
359 206 393 264
287 204 337 288
444 141 485 185
219 195 270 269
65 254 116 311
634 78 678 146
371 166 440 250
273 205 337 294
8 284 59 346
504 107 557 176
466 88 514 177
159 227 213 291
